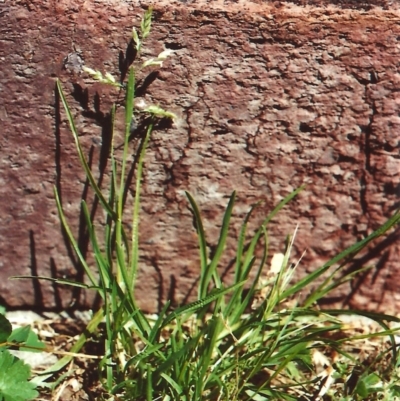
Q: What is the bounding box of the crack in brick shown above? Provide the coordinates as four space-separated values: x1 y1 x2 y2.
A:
359 84 377 217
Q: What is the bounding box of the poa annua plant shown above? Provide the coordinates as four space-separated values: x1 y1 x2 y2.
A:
15 8 400 400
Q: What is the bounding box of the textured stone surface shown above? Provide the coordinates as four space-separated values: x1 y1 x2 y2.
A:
0 0 399 313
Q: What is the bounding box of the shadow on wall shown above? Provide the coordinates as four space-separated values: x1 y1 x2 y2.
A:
317 225 400 309
51 81 119 311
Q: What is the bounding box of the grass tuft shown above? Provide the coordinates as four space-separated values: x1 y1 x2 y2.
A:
9 8 400 401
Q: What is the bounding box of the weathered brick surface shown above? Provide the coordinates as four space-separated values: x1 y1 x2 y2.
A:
0 0 399 313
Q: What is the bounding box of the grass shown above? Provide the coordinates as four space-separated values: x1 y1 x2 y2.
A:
6 7 400 401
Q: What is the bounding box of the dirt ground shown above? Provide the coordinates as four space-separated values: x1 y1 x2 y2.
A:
7 308 400 401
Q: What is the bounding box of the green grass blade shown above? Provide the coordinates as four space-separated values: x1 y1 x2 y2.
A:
225 226 269 321
327 308 400 362
159 373 183 397
9 275 98 290
198 315 224 388
115 67 135 289
259 185 305 228
81 200 112 292
146 365 153 401
185 191 209 298
186 191 236 301
56 80 115 219
235 200 263 282
148 302 171 344
206 191 236 291
163 280 246 327
154 334 202 379
307 264 373 303
288 209 400 306
124 343 165 374
54 187 98 287
326 309 400 324
119 67 135 207
130 122 154 291
223 187 304 319
104 103 117 270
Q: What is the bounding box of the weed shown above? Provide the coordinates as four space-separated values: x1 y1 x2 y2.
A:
0 314 45 401
9 8 400 401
